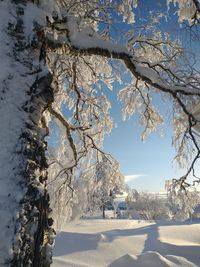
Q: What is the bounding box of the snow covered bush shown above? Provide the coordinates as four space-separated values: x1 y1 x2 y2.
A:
168 188 200 220
127 191 170 220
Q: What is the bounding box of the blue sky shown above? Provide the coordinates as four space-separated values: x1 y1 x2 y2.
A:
103 86 188 192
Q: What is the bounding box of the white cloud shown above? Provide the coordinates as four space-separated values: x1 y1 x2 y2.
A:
125 174 147 183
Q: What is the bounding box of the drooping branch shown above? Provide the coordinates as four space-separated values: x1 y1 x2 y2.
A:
45 17 200 122
44 15 200 187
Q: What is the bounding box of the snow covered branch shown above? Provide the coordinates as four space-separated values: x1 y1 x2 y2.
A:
43 15 200 187
48 105 77 166
44 16 200 97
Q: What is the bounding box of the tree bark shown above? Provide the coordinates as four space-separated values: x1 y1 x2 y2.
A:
0 1 54 266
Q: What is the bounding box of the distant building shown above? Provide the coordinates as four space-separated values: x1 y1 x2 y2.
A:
116 201 128 218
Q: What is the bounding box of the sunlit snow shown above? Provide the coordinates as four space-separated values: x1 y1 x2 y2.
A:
52 219 200 267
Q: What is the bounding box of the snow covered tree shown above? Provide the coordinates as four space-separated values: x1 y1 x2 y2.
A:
93 156 124 218
0 0 200 266
76 156 124 218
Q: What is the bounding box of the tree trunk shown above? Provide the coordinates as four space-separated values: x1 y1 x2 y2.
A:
102 204 105 219
0 1 54 266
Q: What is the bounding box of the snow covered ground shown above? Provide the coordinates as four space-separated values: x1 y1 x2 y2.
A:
52 219 200 267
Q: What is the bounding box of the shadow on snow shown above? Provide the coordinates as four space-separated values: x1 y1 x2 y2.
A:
53 220 200 266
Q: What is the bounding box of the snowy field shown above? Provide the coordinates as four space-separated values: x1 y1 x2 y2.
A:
52 219 200 267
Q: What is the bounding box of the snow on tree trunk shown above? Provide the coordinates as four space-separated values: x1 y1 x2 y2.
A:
0 1 54 266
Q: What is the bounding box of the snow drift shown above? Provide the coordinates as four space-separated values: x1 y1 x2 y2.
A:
52 219 200 267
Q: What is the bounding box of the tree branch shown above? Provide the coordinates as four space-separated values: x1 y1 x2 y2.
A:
48 105 77 164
